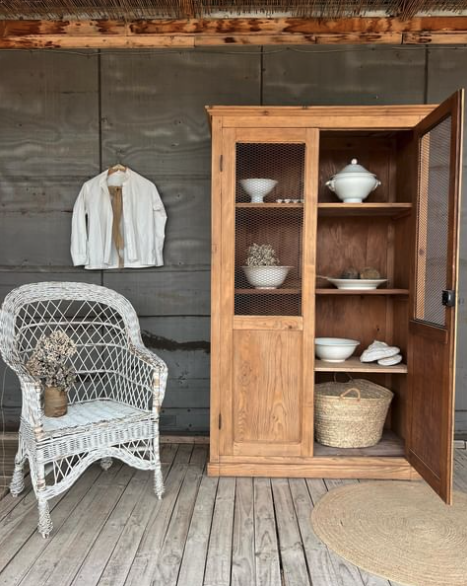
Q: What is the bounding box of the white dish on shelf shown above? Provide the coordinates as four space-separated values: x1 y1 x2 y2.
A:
326 278 388 290
315 338 360 362
325 159 381 204
240 178 278 203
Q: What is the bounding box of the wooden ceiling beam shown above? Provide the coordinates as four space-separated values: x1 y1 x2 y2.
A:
1 17 467 48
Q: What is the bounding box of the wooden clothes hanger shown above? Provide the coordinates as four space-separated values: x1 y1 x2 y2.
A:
107 163 127 176
108 150 127 175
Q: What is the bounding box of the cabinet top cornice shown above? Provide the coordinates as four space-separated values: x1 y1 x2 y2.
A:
205 104 438 130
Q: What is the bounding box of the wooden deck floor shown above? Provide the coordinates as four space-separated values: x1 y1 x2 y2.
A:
0 444 466 586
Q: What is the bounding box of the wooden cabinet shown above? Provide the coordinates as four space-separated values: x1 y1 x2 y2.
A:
207 92 464 503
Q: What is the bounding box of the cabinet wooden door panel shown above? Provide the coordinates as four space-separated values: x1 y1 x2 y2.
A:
216 126 317 460
407 90 464 503
232 329 302 455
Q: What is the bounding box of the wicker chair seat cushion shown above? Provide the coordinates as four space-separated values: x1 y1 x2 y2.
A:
42 399 147 434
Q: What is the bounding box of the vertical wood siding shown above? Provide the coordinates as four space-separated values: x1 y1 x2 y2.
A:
0 45 466 433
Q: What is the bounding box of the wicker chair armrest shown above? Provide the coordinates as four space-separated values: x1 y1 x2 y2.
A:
132 345 168 407
117 345 167 412
16 371 43 428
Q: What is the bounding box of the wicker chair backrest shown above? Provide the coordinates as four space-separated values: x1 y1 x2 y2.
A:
0 282 143 403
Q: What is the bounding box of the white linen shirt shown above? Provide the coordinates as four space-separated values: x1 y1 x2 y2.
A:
71 168 167 270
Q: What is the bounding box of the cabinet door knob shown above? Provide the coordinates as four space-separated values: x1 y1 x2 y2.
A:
442 289 456 307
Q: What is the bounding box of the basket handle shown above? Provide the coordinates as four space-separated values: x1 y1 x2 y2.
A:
339 387 361 401
333 372 354 383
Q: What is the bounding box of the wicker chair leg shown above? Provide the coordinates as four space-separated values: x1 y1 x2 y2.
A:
154 466 164 499
10 460 25 497
153 419 164 499
38 498 53 538
100 457 113 471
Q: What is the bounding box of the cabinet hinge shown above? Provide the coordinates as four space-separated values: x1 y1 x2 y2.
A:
218 413 222 429
220 155 223 172
442 289 456 307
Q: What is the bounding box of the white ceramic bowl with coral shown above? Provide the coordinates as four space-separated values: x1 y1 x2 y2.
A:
315 338 360 362
240 178 278 203
243 265 292 289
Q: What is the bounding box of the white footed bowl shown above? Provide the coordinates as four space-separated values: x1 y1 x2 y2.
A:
315 338 360 362
243 265 291 289
240 178 278 203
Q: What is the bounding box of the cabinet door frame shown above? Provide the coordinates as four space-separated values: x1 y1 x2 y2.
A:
407 90 464 503
217 126 319 459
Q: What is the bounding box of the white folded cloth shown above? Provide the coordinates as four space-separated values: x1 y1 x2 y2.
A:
377 354 403 366
360 340 400 363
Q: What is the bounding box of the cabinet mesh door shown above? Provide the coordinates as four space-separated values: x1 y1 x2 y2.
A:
415 116 451 327
235 142 305 316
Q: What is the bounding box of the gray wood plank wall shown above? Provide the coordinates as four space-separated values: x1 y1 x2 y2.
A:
0 46 466 434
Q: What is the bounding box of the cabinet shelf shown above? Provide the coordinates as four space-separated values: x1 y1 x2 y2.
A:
236 203 303 209
314 430 404 457
318 203 412 217
315 356 408 373
316 288 409 296
235 288 301 295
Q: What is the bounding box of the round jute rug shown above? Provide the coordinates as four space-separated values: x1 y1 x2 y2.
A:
311 481 467 586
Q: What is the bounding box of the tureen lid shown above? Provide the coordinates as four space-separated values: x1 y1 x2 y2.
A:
333 159 376 177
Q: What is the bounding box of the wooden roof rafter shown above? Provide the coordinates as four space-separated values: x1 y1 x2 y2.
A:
1 16 467 48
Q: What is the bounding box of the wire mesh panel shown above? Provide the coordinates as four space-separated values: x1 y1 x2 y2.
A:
415 117 451 327
235 142 305 316
15 298 128 403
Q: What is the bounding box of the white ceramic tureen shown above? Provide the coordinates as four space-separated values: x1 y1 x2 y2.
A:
326 159 381 203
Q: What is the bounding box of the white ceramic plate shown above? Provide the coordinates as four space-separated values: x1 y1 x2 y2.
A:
327 278 387 290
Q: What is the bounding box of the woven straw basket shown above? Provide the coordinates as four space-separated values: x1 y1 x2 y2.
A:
315 378 393 448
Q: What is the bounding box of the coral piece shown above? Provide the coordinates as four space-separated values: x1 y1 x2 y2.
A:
340 267 359 279
245 243 280 267
360 267 381 279
360 340 400 363
378 354 403 366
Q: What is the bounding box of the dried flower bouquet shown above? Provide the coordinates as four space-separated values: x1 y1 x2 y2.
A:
27 331 77 392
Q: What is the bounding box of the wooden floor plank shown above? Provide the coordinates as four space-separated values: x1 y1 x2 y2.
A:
0 475 42 545
152 446 207 586
0 473 33 524
324 478 359 490
19 463 132 586
271 478 311 586
454 450 467 492
289 478 340 586
0 445 465 586
0 464 100 571
177 473 219 586
231 477 255 586
71 469 150 586
203 477 236 586
0 465 102 586
124 444 194 586
94 444 178 586
253 478 281 586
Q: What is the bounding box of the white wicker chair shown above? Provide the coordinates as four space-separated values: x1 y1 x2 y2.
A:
0 282 168 537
